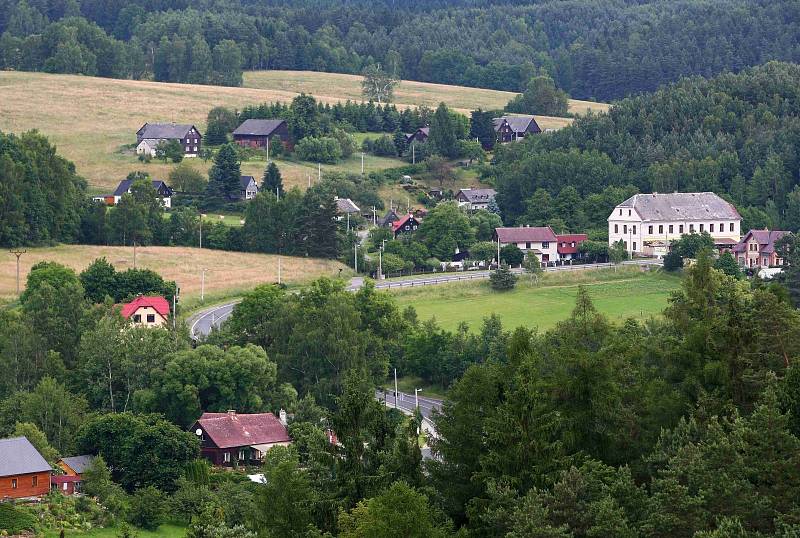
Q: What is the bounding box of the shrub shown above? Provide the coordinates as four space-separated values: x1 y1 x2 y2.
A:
295 136 343 164
663 251 683 271
372 135 397 157
128 486 165 531
0 503 38 534
490 265 518 290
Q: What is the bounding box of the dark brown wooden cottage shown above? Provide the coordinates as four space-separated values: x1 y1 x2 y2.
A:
492 116 542 143
233 119 289 150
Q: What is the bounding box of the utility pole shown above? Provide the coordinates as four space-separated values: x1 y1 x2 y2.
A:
200 268 207 303
276 187 280 201
277 255 282 285
172 284 179 330
372 206 377 227
361 152 365 175
412 142 415 165
354 244 358 273
378 245 383 280
394 368 399 409
9 249 25 296
415 388 422 410
347 212 350 233
133 240 137 269
496 237 501 266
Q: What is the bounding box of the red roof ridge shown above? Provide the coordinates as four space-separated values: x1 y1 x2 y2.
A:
120 295 170 319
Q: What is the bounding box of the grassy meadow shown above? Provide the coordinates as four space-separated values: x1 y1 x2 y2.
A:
0 71 606 192
44 524 186 537
391 268 681 332
0 245 349 303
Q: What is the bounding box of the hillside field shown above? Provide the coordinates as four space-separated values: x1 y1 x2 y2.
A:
391 268 681 332
0 245 348 303
0 71 606 192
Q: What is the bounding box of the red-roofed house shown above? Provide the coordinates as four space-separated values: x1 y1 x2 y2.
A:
732 229 790 268
495 226 559 263
392 214 421 238
191 410 291 466
556 234 589 261
120 296 170 328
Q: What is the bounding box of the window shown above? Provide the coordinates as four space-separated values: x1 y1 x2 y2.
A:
730 223 735 232
63 483 68 491
571 242 575 247
628 210 631 216
623 241 628 248
619 209 622 216
679 225 684 233
633 242 637 251
146 314 155 323
133 314 141 323
11 479 17 489
193 146 197 151
542 242 550 248
710 223 715 232
699 224 704 232
689 224 695 232
659 225 664 234
648 225 653 234
614 224 619 233
669 225 674 233
223 452 231 463
239 449 246 460
632 225 637 234
623 225 627 234
526 242 531 249
32 475 37 487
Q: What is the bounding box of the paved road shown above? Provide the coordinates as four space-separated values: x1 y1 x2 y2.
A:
188 259 661 339
376 389 443 459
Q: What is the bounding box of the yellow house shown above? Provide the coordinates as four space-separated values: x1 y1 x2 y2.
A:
120 296 170 328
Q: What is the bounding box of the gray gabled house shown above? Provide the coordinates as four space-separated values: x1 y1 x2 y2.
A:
136 123 202 157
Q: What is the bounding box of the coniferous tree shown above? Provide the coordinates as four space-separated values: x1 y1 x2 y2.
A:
262 162 283 195
428 103 459 159
205 143 241 203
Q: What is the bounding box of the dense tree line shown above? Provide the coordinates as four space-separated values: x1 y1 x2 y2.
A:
490 62 800 237
3 0 800 99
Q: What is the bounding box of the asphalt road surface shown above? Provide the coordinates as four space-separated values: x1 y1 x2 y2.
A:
376 389 444 459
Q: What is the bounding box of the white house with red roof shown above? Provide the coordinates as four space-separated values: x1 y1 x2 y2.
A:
495 226 560 263
732 229 790 268
120 296 170 328
190 410 291 466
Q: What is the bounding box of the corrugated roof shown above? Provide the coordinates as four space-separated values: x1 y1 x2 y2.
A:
241 175 257 189
335 198 361 214
59 455 95 474
0 437 51 476
613 192 741 222
196 412 290 449
233 119 286 137
496 226 557 243
137 123 197 140
492 115 541 134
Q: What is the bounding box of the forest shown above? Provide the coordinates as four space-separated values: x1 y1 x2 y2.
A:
1 0 800 99
490 62 800 238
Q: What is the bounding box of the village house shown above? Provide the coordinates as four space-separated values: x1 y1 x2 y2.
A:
120 296 170 328
136 123 201 157
732 229 790 268
94 179 173 208
607 192 742 257
233 119 289 152
335 197 361 222
492 115 542 143
392 214 422 238
495 226 559 264
405 127 429 144
191 410 291 467
0 437 52 500
53 455 94 496
379 209 401 228
556 234 589 261
240 176 259 200
455 188 497 211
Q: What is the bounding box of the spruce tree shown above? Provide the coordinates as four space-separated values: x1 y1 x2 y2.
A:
428 102 459 158
206 143 241 202
262 162 283 195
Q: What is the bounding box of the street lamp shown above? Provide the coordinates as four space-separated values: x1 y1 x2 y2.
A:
200 268 207 303
414 388 423 410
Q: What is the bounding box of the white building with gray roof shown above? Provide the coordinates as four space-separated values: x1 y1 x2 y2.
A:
608 192 741 257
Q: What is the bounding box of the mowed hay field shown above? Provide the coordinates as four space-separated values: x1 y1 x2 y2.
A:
391 268 680 332
0 245 348 303
0 71 606 191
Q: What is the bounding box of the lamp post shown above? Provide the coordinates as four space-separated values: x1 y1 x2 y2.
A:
9 249 25 296
414 388 422 410
361 152 365 175
200 268 207 303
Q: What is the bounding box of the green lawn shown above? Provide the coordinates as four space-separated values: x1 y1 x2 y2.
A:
45 524 186 537
391 268 681 332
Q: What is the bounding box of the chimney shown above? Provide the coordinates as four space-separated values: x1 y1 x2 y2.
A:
279 409 287 427
227 409 236 416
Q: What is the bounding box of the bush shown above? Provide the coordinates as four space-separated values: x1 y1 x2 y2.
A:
490 265 518 290
663 251 683 271
295 136 343 164
0 503 38 534
128 486 165 531
500 244 524 267
372 135 397 157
